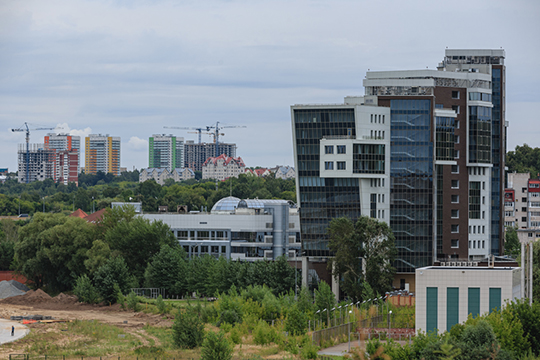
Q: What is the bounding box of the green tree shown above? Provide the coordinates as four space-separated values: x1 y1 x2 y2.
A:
504 227 520 258
328 216 397 301
314 281 335 324
200 331 233 360
73 274 100 304
172 309 205 349
105 216 176 283
144 244 187 296
93 256 134 304
285 304 308 335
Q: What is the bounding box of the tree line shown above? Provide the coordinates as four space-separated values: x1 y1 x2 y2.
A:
3 207 299 302
0 171 296 216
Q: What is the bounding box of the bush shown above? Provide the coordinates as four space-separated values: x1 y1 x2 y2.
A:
229 327 241 345
156 295 166 314
300 341 319 360
285 305 308 336
200 331 233 360
253 321 272 345
73 274 100 304
93 256 133 304
127 291 140 312
172 309 205 349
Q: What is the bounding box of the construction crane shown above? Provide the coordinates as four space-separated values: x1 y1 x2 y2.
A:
164 126 211 144
207 122 246 157
11 122 62 184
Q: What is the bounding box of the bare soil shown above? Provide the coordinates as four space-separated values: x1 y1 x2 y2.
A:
0 292 173 358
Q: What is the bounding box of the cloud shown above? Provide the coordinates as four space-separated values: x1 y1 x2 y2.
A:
55 123 92 139
127 136 148 151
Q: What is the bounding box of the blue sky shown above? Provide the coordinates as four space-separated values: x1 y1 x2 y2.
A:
1 0 539 171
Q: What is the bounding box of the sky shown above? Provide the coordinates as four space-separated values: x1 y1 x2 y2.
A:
1 0 539 172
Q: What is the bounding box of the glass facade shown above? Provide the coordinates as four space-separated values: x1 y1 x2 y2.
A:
435 116 455 161
353 144 385 173
491 68 502 255
294 108 360 257
390 99 433 272
468 106 492 163
469 182 481 219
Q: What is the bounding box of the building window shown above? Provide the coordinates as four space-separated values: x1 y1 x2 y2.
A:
454 150 460 159
451 165 459 174
325 145 334 154
451 239 459 248
522 207 527 212
451 180 459 189
337 145 346 154
523 187 527 193
452 105 460 114
522 198 527 203
451 224 459 233
522 217 527 222
452 91 460 99
451 209 459 218
455 135 460 144
451 195 459 203
325 161 334 170
337 161 346 170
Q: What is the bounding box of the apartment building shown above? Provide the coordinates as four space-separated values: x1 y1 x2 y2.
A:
17 144 55 183
139 167 195 185
505 173 540 229
84 134 121 175
44 133 81 173
202 154 245 181
149 134 184 171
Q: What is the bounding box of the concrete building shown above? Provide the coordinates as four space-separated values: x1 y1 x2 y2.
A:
504 173 540 229
17 144 55 183
141 196 301 261
44 133 81 173
415 265 521 333
139 167 195 185
85 134 121 176
149 134 184 171
184 141 237 172
292 49 507 292
54 150 79 185
202 154 246 181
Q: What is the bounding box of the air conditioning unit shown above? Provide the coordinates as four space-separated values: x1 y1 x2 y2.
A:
451 262 457 267
264 250 273 259
288 250 296 258
468 262 473 267
440 262 446 266
288 236 296 244
264 236 273 244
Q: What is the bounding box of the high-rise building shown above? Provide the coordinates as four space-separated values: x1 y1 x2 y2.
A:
184 141 237 172
148 134 184 171
84 134 121 175
17 144 55 183
292 49 506 288
44 133 81 172
291 96 391 259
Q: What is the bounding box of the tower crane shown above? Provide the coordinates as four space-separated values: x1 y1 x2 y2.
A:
11 122 62 184
207 122 246 157
164 126 211 144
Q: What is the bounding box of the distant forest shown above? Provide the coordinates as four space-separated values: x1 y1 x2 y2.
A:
507 144 540 179
0 171 295 216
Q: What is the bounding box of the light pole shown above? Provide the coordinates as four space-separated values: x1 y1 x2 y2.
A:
388 310 392 332
18 196 20 216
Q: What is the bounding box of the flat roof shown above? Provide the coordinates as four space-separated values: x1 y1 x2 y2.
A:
418 266 518 271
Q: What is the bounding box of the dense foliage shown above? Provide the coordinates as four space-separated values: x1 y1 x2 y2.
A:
0 171 295 215
507 144 540 177
328 216 397 301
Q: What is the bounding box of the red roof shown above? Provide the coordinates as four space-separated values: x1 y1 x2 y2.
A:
254 168 268 176
84 208 107 224
69 209 88 218
203 154 245 167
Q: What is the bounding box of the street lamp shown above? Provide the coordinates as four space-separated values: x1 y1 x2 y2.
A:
18 195 20 216
388 310 392 332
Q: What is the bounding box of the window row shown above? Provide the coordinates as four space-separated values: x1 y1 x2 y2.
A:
469 240 486 249
324 145 347 154
371 114 385 124
324 161 347 170
469 225 486 234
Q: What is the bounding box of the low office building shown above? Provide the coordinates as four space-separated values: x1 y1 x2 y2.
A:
415 265 521 333
141 196 301 261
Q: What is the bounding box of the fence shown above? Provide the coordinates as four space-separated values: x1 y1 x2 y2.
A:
311 313 415 347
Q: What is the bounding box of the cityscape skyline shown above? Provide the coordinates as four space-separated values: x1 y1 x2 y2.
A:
1 0 539 172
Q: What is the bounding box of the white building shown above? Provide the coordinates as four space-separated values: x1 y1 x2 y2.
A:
273 166 295 180
141 196 301 261
139 167 195 185
202 154 246 181
149 134 184 171
415 265 521 333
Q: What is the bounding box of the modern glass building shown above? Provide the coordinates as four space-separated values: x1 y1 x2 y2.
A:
292 49 506 290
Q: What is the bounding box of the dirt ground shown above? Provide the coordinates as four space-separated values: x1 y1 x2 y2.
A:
0 291 173 358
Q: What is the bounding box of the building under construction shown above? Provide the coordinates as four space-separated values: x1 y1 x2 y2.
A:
17 144 55 183
184 141 237 172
